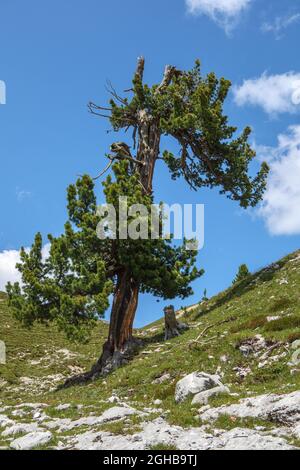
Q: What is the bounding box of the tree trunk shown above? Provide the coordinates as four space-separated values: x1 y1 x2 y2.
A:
164 305 189 340
61 59 176 388
62 270 140 387
91 269 140 375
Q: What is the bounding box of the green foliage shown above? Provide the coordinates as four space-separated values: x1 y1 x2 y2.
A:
6 162 202 340
6 59 269 343
233 264 251 284
110 60 269 208
202 288 208 302
102 161 203 299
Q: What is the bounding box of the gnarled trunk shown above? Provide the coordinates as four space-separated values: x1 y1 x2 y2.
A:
91 269 140 376
62 58 176 388
63 270 140 387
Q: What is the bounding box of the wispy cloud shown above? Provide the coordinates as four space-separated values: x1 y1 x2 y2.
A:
0 244 50 291
262 13 300 40
257 126 300 235
233 72 300 115
16 187 32 202
185 0 252 34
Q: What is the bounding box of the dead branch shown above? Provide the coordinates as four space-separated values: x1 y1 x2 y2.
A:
259 342 284 361
188 317 236 349
136 56 145 82
155 65 177 95
105 80 128 106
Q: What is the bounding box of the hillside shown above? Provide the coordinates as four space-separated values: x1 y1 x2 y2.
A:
1 250 300 450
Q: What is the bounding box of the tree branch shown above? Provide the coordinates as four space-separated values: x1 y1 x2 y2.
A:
155 65 176 95
136 56 145 82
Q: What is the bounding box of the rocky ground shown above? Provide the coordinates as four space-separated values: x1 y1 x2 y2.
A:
1 383 300 450
1 250 300 450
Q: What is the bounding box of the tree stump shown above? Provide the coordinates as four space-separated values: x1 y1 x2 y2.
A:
164 305 189 340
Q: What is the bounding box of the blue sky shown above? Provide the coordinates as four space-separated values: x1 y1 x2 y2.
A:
1 0 300 327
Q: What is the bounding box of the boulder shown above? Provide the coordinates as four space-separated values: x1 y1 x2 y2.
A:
200 391 300 426
175 372 225 403
191 385 230 406
100 406 139 423
10 431 53 450
2 422 41 437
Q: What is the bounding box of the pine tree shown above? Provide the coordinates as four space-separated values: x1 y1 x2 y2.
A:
6 58 268 386
233 264 251 284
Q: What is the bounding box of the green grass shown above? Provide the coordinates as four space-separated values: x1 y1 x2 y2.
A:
1 250 300 440
264 315 300 332
148 443 178 451
213 415 274 431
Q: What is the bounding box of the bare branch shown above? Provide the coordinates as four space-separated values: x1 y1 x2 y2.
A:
88 102 112 112
136 56 145 82
92 160 113 180
155 65 176 95
105 80 128 106
188 317 236 349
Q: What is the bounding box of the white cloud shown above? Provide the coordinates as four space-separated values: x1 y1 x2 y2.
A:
185 0 252 33
233 72 300 115
262 13 300 40
258 126 300 235
0 244 50 292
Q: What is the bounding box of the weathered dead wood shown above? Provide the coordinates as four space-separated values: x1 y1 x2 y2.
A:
188 317 236 349
164 305 189 340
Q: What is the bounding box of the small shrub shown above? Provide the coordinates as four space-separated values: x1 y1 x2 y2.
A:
233 264 251 285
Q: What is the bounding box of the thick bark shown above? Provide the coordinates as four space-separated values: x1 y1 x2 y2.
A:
164 306 189 340
62 59 177 388
90 269 140 375
62 270 140 387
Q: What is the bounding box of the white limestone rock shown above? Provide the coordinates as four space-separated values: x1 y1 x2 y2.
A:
200 391 300 426
10 431 53 450
175 372 225 403
191 385 230 406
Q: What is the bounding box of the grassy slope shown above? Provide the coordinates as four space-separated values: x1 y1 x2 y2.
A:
1 249 300 431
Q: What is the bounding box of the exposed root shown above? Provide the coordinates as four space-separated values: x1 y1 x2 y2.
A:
58 338 142 390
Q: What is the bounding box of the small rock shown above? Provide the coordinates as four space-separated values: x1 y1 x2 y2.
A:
220 355 229 363
152 373 171 385
291 340 300 351
267 316 280 322
153 399 162 406
55 404 71 411
108 396 119 404
233 366 252 379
